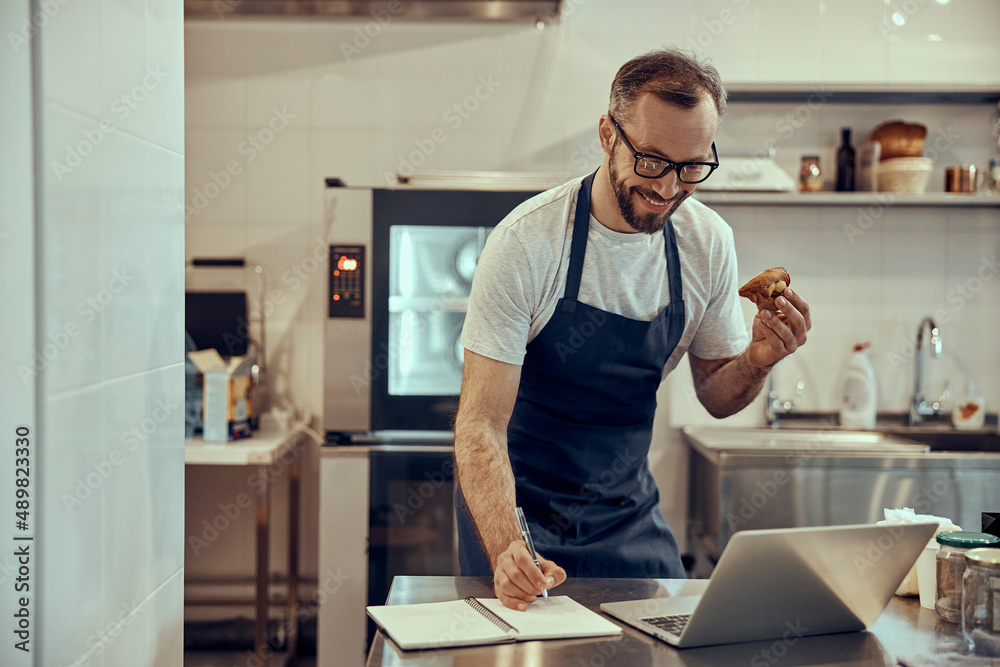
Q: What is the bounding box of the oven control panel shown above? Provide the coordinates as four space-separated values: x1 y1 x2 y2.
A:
329 245 365 318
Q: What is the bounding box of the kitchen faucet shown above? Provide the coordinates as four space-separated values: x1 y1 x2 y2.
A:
764 373 805 427
908 317 944 426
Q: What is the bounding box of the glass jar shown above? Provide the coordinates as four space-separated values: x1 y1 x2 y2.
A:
937 531 1000 623
963 548 1000 654
799 156 822 192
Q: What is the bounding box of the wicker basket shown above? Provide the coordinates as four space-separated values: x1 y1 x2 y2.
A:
869 120 927 160
877 157 933 194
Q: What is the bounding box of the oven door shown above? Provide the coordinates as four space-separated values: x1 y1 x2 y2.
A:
367 447 456 646
371 188 540 431
317 442 455 667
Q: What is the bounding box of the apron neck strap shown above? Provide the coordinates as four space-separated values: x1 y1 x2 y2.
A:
663 220 682 305
564 171 596 302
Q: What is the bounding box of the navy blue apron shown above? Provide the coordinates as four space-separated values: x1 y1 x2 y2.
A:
456 171 687 578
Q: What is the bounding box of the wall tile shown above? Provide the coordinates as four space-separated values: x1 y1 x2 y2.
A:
822 0 889 41
627 0 694 45
184 25 247 127
146 571 184 666
692 0 757 38
244 129 310 223
247 74 311 130
886 38 953 86
184 129 248 224
100 378 183 633
427 129 507 173
144 0 186 153
40 104 107 393
817 207 885 324
102 133 156 380
760 0 821 37
147 147 187 368
145 365 186 591
312 62 378 130
757 37 826 84
942 224 1000 325
822 39 888 85
374 76 445 131
705 36 758 83
38 0 103 117
39 387 108 667
881 217 948 322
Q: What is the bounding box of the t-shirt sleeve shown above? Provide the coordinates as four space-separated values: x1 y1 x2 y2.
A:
686 224 751 360
460 225 534 365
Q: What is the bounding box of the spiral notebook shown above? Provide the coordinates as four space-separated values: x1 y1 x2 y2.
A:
367 595 622 650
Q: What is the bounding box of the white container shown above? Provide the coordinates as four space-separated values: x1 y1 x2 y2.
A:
839 342 877 430
917 541 938 609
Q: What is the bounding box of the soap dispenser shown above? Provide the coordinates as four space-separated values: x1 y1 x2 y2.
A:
840 342 877 430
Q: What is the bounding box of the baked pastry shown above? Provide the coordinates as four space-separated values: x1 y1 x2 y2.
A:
738 267 790 311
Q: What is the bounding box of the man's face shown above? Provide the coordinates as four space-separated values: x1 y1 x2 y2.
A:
605 93 719 234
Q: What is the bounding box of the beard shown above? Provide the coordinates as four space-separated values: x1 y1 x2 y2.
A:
608 144 688 234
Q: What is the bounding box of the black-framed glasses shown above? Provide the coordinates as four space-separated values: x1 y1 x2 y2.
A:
609 115 719 184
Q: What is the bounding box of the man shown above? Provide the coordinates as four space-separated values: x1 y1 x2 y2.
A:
454 48 811 611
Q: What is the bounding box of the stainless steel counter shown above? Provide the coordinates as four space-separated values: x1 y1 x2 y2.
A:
366 576 967 666
683 426 1000 576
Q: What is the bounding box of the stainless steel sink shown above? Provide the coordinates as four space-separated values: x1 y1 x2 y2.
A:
682 424 1000 578
880 428 1000 453
683 426 930 454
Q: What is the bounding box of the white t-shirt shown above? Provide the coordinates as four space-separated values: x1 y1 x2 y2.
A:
460 175 750 376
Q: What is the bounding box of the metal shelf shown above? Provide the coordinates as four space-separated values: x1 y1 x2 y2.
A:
726 84 1000 105
694 192 1000 207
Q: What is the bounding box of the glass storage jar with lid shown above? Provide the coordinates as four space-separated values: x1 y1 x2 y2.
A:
964 548 1000 655
937 531 1000 622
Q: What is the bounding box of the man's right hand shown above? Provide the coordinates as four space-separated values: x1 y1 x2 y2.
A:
493 540 567 610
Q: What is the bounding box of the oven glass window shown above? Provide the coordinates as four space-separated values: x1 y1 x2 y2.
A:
387 225 488 396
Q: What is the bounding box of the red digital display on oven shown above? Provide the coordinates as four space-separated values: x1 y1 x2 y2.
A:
329 245 365 318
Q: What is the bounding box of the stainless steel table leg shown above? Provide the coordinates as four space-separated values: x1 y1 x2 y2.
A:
286 447 301 666
256 470 271 662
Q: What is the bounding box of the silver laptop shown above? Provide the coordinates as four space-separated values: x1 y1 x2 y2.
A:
600 522 937 648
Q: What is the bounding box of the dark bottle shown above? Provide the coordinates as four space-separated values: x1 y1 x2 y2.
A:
836 127 856 192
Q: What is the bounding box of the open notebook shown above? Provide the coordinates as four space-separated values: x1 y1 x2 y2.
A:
367 595 622 650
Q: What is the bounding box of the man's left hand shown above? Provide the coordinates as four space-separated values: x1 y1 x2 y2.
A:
747 287 811 369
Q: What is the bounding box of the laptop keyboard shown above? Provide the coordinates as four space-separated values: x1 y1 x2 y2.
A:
641 614 690 636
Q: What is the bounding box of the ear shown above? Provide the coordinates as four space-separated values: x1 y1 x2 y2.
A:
598 115 616 157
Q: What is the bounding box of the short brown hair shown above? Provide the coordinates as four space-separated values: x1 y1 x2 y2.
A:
609 48 727 123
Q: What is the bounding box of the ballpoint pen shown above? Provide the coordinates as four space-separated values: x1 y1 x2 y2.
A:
515 506 548 599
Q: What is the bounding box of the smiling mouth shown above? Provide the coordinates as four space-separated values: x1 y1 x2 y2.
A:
638 190 671 207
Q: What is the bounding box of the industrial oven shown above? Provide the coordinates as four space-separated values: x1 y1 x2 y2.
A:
317 173 562 667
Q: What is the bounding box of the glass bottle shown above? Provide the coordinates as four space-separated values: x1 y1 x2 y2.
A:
836 128 855 192
963 548 1000 653
936 531 1000 623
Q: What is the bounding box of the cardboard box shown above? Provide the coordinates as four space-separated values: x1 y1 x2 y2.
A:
187 349 254 442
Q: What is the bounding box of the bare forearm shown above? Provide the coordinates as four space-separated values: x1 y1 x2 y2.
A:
453 420 521 570
692 349 771 419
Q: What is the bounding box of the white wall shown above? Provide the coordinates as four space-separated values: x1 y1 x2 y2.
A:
0 0 186 663
0 1 38 660
182 0 1000 609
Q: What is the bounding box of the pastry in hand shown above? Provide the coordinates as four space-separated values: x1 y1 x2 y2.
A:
739 267 790 311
